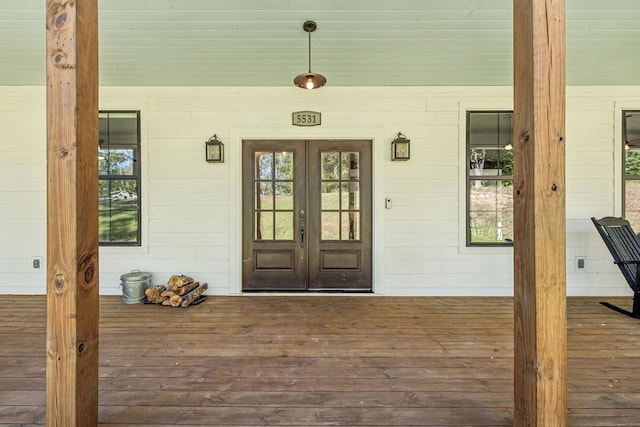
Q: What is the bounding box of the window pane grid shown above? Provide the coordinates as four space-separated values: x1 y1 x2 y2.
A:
467 111 514 246
624 111 640 230
99 111 141 246
321 151 360 241
254 151 294 241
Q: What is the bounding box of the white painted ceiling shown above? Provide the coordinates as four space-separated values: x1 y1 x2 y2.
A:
2 0 640 87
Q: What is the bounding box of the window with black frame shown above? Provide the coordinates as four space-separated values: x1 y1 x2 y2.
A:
467 111 514 246
98 111 141 245
624 111 640 231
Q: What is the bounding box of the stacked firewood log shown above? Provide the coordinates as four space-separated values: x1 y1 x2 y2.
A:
144 275 208 307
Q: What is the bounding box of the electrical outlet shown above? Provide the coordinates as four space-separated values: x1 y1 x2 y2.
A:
32 257 42 270
575 256 586 270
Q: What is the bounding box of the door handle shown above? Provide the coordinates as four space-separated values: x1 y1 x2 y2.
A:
299 209 305 248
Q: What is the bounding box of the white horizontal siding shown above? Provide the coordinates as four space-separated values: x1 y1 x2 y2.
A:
0 86 47 297
0 85 638 298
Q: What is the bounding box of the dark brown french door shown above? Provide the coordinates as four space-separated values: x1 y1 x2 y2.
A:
242 139 372 291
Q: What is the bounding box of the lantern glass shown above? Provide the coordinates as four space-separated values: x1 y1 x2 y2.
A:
205 138 224 163
391 136 410 161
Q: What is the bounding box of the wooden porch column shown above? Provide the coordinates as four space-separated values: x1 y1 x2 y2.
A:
46 1 99 426
513 0 567 425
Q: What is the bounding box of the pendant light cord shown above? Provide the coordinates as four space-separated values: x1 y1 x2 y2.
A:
308 31 312 73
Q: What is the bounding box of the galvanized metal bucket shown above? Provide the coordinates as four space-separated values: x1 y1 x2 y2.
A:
120 270 152 304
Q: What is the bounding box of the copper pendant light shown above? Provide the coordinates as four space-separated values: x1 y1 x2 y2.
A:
293 21 326 90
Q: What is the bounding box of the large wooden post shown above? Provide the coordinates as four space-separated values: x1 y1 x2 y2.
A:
46 1 99 426
513 0 567 425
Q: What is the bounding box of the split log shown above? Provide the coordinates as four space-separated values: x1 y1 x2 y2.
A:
181 283 208 307
154 295 169 304
176 281 199 296
147 295 169 304
160 290 175 297
161 298 172 306
144 285 166 302
169 294 182 307
169 282 201 307
168 275 194 290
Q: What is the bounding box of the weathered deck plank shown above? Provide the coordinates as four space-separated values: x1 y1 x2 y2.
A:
0 295 638 426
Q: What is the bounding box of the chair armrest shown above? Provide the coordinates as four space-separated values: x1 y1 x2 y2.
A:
615 260 640 265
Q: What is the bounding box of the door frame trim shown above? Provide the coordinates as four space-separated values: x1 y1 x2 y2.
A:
228 127 387 295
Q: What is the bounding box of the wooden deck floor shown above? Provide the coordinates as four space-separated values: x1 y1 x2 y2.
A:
1 295 640 426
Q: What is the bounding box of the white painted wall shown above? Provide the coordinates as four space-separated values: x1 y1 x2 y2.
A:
0 85 634 297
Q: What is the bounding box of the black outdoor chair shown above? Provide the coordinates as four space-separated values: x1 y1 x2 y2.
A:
592 216 640 318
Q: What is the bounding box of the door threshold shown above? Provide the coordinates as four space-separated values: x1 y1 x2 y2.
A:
242 289 374 295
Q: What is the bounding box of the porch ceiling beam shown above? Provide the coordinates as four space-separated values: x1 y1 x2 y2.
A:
513 0 567 425
46 1 99 426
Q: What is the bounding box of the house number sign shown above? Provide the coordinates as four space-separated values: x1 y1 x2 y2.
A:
292 111 321 126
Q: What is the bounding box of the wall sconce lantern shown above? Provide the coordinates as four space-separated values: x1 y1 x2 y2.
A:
391 132 410 161
205 134 224 163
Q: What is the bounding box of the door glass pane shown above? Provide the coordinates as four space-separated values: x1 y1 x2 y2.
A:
321 152 339 180
256 182 273 210
469 179 513 243
321 182 339 210
275 182 293 210
341 152 359 180
256 152 273 180
341 182 360 210
275 152 293 180
275 212 294 240
255 211 274 240
321 212 340 240
342 212 360 240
